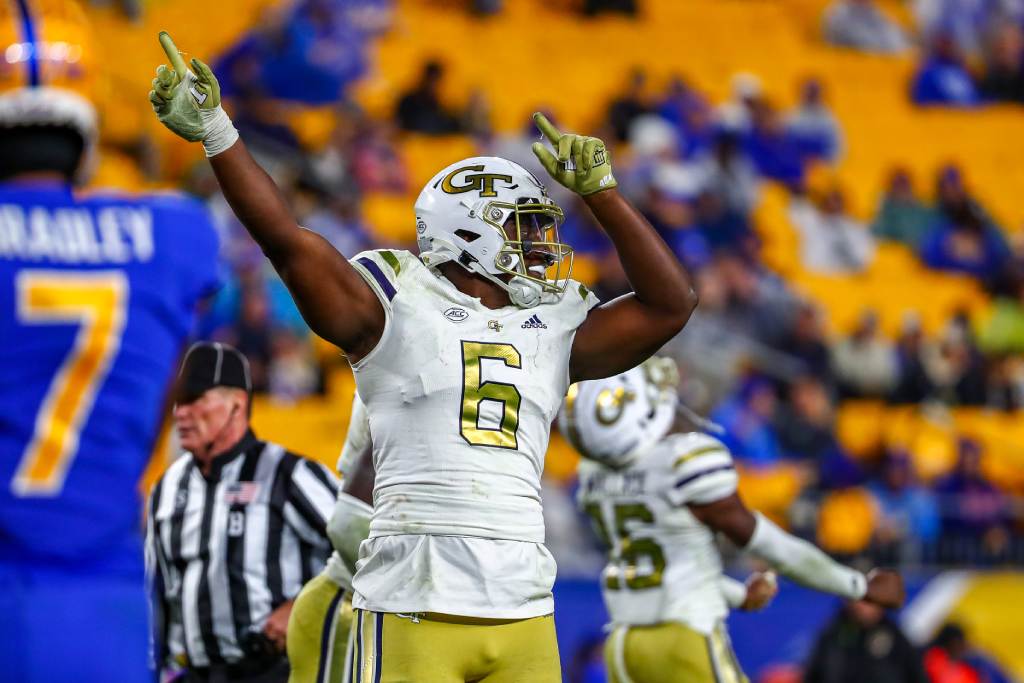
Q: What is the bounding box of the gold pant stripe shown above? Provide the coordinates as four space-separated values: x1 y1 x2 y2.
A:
604 621 749 683
609 626 635 683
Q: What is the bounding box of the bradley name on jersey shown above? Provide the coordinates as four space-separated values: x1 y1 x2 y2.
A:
0 201 155 264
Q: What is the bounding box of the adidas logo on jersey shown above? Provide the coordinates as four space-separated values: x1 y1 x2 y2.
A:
521 314 547 329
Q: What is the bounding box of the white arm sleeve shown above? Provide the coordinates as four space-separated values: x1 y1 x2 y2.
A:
336 392 371 476
718 575 748 609
326 491 373 574
744 512 867 600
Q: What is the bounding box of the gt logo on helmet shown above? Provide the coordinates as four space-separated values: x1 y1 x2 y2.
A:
437 165 515 198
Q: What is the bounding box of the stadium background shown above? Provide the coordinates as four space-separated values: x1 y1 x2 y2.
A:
62 0 1024 680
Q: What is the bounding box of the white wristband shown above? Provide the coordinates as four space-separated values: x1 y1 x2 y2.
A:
745 512 867 600
200 105 238 157
718 575 748 609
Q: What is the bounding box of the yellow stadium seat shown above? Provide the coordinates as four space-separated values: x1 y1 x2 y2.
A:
836 400 886 460
817 487 877 555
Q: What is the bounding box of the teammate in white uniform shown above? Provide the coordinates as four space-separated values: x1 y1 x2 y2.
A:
287 394 373 683
150 34 699 682
562 358 906 683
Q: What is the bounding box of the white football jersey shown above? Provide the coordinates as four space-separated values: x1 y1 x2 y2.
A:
348 248 598 617
577 432 738 634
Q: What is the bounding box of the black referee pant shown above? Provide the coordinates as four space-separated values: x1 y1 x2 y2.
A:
182 656 289 683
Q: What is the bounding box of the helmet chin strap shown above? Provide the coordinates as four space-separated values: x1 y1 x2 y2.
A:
422 238 544 309
466 261 542 308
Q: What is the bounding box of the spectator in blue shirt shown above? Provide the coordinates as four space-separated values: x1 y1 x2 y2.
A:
919 207 1009 279
785 78 843 163
745 100 806 188
712 375 786 466
870 451 941 547
912 33 980 106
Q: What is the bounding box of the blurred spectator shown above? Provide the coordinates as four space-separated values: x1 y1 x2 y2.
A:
890 314 936 403
785 78 844 163
606 67 652 143
717 252 801 346
396 60 463 134
920 210 1009 281
869 451 941 559
833 311 898 398
978 23 1024 102
923 318 989 405
777 301 835 382
872 168 934 249
656 76 714 158
217 0 375 105
924 623 1013 683
931 165 998 231
804 600 930 683
746 100 806 187
711 375 785 466
268 330 319 402
303 191 372 257
824 0 910 54
221 286 275 393
694 190 755 254
642 185 711 271
773 375 847 467
912 34 980 106
694 131 760 215
934 438 1010 561
622 114 691 204
913 0 1022 58
717 72 763 133
349 118 410 193
790 187 876 274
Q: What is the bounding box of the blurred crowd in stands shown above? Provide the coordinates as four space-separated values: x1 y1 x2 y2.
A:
826 0 1024 106
113 0 1024 575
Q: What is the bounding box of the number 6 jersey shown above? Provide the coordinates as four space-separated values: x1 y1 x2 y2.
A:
347 249 598 618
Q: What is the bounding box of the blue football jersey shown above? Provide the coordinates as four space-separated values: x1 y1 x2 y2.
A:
0 182 221 565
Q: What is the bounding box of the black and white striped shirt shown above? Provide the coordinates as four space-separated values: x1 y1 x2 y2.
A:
145 431 339 670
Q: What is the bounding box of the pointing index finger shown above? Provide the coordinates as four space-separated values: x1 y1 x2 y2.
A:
533 112 561 144
158 31 188 80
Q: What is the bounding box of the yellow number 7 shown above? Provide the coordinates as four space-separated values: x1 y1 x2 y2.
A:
13 271 128 496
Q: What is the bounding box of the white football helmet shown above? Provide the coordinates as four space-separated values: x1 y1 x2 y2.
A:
415 156 573 308
560 357 681 468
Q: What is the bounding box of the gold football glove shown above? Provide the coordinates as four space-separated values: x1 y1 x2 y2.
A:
149 32 237 156
531 112 617 196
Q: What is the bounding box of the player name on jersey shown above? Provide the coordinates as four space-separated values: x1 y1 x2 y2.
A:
582 469 648 497
0 203 154 264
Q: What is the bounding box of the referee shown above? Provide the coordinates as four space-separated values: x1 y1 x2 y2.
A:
146 342 339 683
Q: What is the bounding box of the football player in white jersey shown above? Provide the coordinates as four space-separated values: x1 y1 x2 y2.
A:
287 395 373 683
562 358 905 683
149 35 698 682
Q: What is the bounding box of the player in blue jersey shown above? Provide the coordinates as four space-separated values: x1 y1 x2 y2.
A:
0 2 221 681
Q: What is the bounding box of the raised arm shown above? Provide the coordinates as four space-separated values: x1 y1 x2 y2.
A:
530 113 697 382
149 33 383 358
689 493 905 609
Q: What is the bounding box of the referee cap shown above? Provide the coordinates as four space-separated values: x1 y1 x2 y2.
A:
176 342 252 403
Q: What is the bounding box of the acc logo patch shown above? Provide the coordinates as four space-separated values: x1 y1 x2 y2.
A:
444 307 469 323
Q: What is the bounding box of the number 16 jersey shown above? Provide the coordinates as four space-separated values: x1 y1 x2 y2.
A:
347 249 598 618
